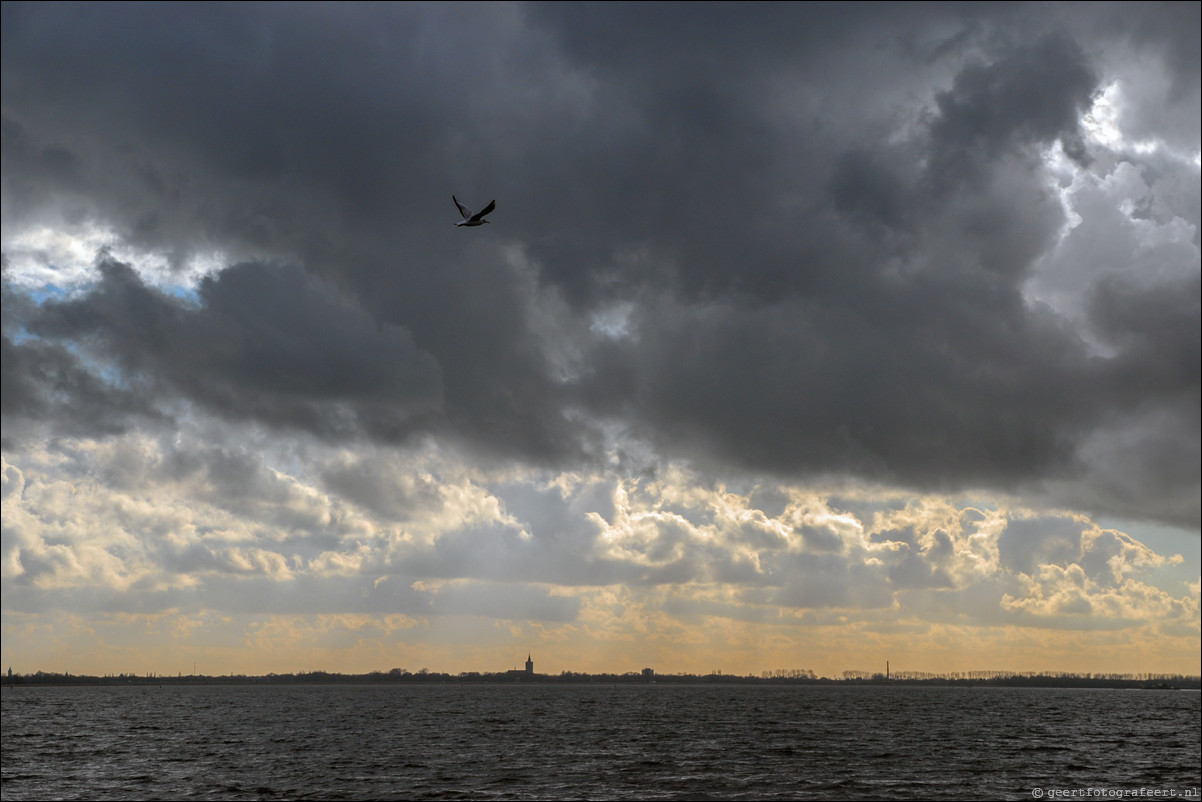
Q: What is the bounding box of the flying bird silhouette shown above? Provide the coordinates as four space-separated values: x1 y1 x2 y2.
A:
453 196 495 227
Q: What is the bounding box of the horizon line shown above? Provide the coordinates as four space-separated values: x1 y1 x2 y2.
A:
6 667 1200 683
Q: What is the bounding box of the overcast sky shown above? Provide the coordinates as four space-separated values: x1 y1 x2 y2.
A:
2 2 1198 677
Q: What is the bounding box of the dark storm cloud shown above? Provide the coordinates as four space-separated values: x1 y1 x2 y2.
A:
587 286 1100 489
1089 272 1201 396
1095 1 1201 104
2 3 1197 524
925 32 1097 185
2 272 166 442
13 257 442 441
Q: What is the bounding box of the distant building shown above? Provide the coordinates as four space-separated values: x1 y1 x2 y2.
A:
642 667 654 680
505 653 535 680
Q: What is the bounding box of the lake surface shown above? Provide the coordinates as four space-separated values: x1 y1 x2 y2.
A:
2 684 1199 800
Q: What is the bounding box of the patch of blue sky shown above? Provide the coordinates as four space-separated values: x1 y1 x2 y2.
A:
94 359 133 392
28 282 80 305
6 327 37 346
163 282 203 308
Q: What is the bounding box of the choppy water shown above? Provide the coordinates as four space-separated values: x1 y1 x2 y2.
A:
2 684 1199 800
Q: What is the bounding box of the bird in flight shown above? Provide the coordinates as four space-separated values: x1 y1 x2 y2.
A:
453 196 496 227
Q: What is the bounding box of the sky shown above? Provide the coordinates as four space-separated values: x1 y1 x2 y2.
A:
2 2 1199 679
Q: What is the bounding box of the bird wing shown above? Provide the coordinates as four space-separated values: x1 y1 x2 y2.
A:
453 195 472 220
470 199 496 222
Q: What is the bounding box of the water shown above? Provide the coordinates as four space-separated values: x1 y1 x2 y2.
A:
2 684 1199 800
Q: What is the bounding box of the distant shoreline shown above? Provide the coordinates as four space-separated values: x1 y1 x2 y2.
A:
4 671 1198 690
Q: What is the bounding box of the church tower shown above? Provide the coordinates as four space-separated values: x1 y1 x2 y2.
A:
525 654 534 675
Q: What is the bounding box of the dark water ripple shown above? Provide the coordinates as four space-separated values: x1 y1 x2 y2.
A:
2 685 1198 800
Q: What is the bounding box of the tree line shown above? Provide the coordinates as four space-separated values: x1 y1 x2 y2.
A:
4 668 1198 688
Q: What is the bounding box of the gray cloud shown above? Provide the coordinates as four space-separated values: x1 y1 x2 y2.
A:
14 257 442 442
2 2 1197 528
2 431 1192 641
999 515 1086 576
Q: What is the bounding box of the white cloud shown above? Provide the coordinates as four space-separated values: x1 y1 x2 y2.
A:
3 220 227 297
2 426 1194 639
